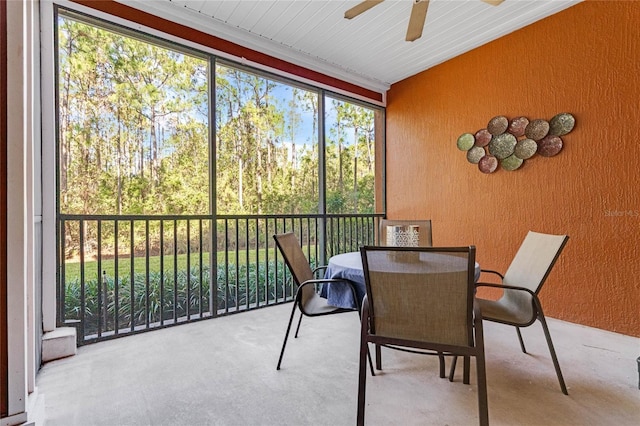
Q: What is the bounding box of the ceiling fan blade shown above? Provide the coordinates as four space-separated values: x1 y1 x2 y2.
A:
344 0 385 19
405 0 430 42
482 0 506 6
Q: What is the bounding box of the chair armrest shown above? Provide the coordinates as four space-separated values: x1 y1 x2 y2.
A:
475 282 536 298
312 265 328 278
480 269 504 280
298 277 359 310
299 277 355 287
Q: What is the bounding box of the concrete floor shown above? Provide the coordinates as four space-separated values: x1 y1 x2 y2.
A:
36 303 640 426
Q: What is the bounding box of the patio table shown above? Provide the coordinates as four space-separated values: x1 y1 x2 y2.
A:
321 251 481 309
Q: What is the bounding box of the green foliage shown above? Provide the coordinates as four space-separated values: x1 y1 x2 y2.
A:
58 15 378 218
58 16 209 216
57 14 381 342
64 258 296 338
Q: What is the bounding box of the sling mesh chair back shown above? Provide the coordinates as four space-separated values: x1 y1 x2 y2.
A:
357 246 488 426
376 219 435 369
379 219 433 247
273 232 365 371
453 231 569 394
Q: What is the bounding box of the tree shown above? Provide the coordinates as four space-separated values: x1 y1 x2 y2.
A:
59 17 208 216
59 16 377 220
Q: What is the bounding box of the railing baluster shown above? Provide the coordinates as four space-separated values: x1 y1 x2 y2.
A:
247 217 261 308
314 217 319 265
222 219 226 312
58 219 66 326
354 216 358 251
352 217 357 250
130 220 135 332
223 218 228 312
330 216 335 257
353 217 357 251
79 219 86 343
329 217 334 257
234 218 239 313
245 217 250 310
173 219 178 323
187 219 191 320
145 220 150 328
199 219 203 317
304 217 309 266
343 216 347 252
97 220 103 338
273 218 279 303
266 218 271 305
58 213 381 345
114 220 119 335
351 217 360 251
160 220 165 326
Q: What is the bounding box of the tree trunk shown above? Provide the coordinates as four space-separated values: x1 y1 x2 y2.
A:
117 105 122 215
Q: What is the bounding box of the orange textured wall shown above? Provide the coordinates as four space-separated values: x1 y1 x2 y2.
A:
386 1 640 337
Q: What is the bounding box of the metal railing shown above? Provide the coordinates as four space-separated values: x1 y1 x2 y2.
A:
58 213 381 344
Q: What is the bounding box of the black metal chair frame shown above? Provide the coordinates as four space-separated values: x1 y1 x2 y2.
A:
474 272 568 394
450 232 569 395
376 219 437 371
273 233 374 375
357 245 488 426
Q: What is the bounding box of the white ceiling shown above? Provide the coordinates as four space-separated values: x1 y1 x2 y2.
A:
119 0 581 94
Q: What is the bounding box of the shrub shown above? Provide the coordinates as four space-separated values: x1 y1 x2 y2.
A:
64 259 297 338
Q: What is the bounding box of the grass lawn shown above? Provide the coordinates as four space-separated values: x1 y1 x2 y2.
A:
62 246 317 281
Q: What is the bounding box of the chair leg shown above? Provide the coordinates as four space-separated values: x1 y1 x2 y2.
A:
294 311 304 338
475 322 489 426
447 355 470 384
463 356 470 385
538 314 569 395
276 302 298 370
367 344 376 376
357 342 368 426
355 294 375 376
357 309 370 426
375 344 382 370
438 353 445 378
448 356 458 382
516 326 527 353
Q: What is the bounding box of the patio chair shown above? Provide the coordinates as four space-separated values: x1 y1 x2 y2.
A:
379 219 433 247
450 231 569 395
273 232 374 374
357 245 488 426
377 219 436 370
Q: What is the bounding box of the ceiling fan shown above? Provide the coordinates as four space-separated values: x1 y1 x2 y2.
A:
344 0 506 42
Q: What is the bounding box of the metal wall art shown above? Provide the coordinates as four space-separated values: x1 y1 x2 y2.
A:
456 113 576 174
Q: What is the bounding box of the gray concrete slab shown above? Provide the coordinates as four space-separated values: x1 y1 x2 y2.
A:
36 303 640 425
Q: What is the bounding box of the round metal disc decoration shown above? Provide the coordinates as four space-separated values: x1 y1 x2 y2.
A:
466 146 485 164
525 119 550 140
501 154 524 171
508 116 529 137
487 116 509 135
478 155 498 174
457 133 475 151
514 138 538 159
488 133 517 159
549 113 575 136
474 129 492 147
537 135 563 157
